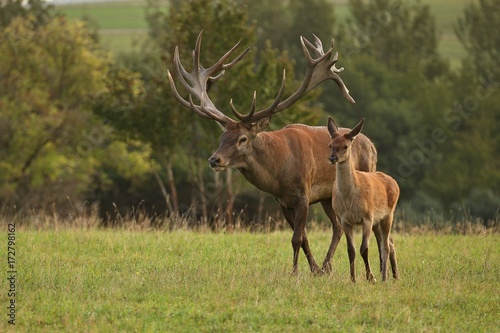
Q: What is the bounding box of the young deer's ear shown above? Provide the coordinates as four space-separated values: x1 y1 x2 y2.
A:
327 117 339 137
347 118 365 140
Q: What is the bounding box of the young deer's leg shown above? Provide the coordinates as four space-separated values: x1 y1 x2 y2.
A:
282 203 320 274
360 219 376 283
389 236 399 279
319 200 343 274
379 215 394 282
343 221 356 282
386 211 399 280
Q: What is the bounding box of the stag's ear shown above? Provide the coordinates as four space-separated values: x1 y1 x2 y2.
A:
347 118 365 140
327 117 339 137
253 117 271 132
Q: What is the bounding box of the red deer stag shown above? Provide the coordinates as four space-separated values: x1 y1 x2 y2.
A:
327 117 399 282
168 30 377 274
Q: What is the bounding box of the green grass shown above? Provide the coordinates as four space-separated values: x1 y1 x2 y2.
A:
57 0 472 65
2 228 498 332
58 1 149 30
57 1 151 54
331 0 473 68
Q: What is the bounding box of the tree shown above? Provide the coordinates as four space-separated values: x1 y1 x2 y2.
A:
0 0 54 28
345 0 448 79
100 0 333 226
455 0 500 80
0 16 156 214
316 0 451 204
420 0 500 216
287 0 338 71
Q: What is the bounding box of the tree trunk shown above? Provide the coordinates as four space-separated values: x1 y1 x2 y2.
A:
197 158 208 226
257 191 265 225
225 168 236 229
153 170 173 214
164 159 179 215
214 171 222 229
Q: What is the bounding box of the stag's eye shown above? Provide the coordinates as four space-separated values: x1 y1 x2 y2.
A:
344 145 348 149
238 136 248 145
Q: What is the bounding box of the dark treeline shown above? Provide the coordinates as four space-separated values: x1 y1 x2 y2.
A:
0 0 498 227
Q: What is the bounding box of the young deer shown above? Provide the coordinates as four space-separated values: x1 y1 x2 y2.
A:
327 117 399 282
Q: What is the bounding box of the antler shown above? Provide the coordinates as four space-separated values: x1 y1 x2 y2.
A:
168 31 354 128
223 33 355 125
167 30 250 126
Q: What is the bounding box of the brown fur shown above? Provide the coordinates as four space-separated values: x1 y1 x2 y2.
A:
327 117 399 282
209 120 377 274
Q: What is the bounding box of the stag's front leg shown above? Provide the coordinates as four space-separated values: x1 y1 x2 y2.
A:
320 200 343 274
282 203 320 274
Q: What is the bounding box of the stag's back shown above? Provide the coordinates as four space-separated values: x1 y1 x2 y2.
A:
278 124 377 204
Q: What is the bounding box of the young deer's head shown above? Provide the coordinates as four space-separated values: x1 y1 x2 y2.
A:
168 30 355 172
327 117 365 164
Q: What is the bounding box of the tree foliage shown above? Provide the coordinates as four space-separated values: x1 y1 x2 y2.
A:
0 15 155 212
1 0 497 223
421 0 500 212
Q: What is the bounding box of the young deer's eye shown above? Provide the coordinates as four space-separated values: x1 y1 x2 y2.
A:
343 145 348 149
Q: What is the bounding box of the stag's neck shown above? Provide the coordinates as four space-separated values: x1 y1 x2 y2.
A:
238 132 283 195
334 157 359 198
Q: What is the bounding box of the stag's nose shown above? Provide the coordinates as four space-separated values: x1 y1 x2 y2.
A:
329 156 338 164
208 156 220 168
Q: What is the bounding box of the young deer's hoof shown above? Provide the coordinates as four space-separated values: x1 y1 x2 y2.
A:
367 273 377 283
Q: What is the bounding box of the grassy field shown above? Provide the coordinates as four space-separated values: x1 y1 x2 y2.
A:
2 226 498 332
56 0 472 66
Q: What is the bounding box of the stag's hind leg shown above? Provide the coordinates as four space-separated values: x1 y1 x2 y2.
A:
320 200 343 274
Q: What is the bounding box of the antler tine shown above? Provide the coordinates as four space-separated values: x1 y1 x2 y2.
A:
168 30 256 126
301 35 332 62
330 39 344 74
311 33 325 56
206 39 251 75
246 69 287 122
230 91 257 125
198 93 232 124
207 45 250 91
193 30 203 77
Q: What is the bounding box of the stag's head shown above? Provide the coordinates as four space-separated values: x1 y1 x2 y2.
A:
327 117 365 164
168 30 355 171
208 118 271 170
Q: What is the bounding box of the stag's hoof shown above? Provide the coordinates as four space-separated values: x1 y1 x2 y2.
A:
367 273 376 283
311 266 324 276
321 262 332 274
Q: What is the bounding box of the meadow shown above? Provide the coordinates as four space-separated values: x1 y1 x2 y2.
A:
57 0 472 66
2 223 498 332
